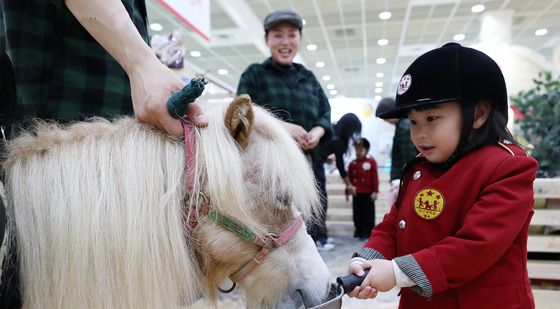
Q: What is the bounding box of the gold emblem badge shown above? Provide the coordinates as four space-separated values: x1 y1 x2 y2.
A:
414 188 445 220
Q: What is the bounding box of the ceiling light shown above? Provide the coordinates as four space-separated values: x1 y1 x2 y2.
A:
374 95 382 101
535 28 548 36
374 88 383 94
322 75 331 81
453 34 466 41
326 84 335 90
471 4 485 13
375 81 383 87
149 23 163 31
329 89 338 95
315 61 325 68
377 39 389 46
190 50 201 57
376 72 384 78
218 69 228 75
376 58 386 64
379 11 392 20
307 44 318 51
302 19 307 26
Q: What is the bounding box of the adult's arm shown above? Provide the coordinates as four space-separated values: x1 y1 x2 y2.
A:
64 0 207 136
335 152 347 180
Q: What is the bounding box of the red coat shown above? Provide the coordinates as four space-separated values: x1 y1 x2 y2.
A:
348 156 379 194
364 143 537 308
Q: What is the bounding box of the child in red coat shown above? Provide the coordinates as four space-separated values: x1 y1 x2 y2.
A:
347 138 379 240
346 43 537 308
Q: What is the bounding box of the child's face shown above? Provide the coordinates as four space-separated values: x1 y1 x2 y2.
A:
354 145 368 159
409 101 462 164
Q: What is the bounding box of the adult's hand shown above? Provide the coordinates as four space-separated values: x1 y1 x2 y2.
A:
65 0 207 137
128 60 208 137
282 122 309 148
302 126 325 150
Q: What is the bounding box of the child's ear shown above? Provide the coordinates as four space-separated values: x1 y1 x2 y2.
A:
473 100 491 129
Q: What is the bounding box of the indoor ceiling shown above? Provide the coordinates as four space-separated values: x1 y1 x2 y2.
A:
146 0 560 100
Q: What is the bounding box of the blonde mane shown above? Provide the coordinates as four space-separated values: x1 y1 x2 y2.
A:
3 100 322 308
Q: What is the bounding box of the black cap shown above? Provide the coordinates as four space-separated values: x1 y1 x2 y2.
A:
378 43 508 120
263 10 303 32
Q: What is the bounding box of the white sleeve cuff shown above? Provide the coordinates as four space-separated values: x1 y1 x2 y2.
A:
391 259 416 288
348 257 366 273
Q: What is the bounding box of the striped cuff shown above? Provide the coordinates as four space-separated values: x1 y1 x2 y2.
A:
394 254 433 297
352 247 386 260
391 259 415 288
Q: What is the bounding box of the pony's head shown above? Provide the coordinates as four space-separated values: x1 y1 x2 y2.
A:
2 95 331 308
190 95 331 308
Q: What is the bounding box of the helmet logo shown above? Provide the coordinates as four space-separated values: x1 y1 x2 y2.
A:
397 74 412 95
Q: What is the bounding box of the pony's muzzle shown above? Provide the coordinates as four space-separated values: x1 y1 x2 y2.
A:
302 269 369 309
299 283 344 309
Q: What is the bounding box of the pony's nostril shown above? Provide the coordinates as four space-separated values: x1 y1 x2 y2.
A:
292 289 305 308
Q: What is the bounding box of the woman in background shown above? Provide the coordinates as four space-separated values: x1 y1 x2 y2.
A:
312 113 362 250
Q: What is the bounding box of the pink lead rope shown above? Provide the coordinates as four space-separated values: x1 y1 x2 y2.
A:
183 121 197 194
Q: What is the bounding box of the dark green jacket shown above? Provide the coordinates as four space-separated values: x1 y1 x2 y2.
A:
0 0 149 128
237 58 333 147
390 119 418 180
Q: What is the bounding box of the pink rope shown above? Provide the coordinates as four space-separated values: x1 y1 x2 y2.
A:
183 122 196 194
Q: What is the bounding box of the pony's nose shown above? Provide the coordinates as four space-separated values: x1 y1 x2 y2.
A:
294 281 334 308
289 289 305 308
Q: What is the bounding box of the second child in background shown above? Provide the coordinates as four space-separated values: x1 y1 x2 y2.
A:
347 138 379 240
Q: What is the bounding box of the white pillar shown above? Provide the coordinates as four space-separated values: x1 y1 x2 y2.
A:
554 47 560 72
479 10 514 44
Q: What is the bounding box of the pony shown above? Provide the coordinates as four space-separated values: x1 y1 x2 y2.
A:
1 95 331 308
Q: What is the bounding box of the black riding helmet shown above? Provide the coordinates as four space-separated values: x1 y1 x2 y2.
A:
379 42 509 168
378 42 507 120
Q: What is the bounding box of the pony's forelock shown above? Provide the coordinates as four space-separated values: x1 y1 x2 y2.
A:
250 107 321 223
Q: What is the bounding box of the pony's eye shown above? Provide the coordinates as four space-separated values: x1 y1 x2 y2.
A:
277 194 292 206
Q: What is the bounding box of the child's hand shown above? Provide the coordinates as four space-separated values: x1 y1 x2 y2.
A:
347 185 356 195
370 192 378 201
361 259 397 292
346 262 378 299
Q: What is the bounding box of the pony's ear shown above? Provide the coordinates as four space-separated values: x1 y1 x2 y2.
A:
225 94 254 149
